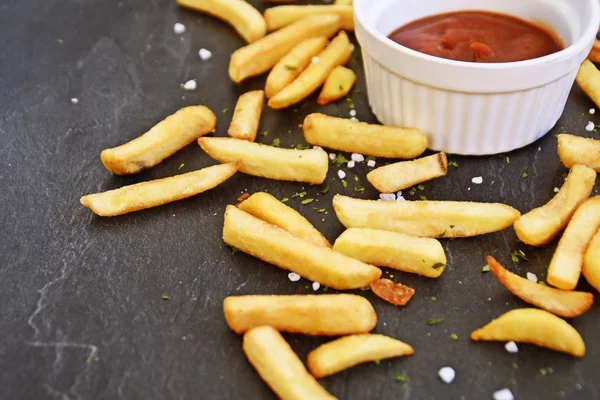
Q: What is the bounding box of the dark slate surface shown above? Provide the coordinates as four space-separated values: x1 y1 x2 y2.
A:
1 1 599 399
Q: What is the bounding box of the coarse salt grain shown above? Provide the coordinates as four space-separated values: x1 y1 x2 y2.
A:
527 272 538 283
586 121 595 131
70 97 79 104
351 153 364 162
174 23 186 34
367 160 376 168
183 80 197 91
379 193 396 201
554 187 560 193
338 170 346 179
590 108 596 115
199 48 212 61
347 160 355 168
493 388 514 400
349 109 357 117
396 194 406 201
438 367 455 384
329 153 335 160
350 117 358 121
312 56 319 64
472 176 483 184
288 272 301 282
313 146 323 151
505 341 518 353
312 281 320 291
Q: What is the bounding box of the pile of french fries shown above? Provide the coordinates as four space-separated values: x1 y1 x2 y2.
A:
79 1 600 396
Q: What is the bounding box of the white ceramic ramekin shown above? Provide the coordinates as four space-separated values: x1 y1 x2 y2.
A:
354 0 600 155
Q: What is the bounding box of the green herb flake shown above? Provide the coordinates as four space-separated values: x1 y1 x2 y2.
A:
511 250 528 263
57 39 64 45
430 296 437 302
331 154 350 167
313 208 327 213
231 246 240 255
374 359 381 365
297 123 303 129
92 356 100 363
448 161 459 168
281 198 289 203
261 130 269 136
426 318 443 326
284 65 297 71
432 262 445 270
271 138 281 147
342 180 349 188
409 188 417 196
320 186 330 194
178 163 185 170
202 97 208 106
354 89 361 94
292 191 307 198
450 333 458 340
295 144 310 150
418 184 425 191
354 187 365 193
419 195 428 200
453 306 460 312
222 107 228 114
354 175 359 182
506 156 510 164
481 265 491 273
395 374 407 383
540 368 548 376
301 198 314 205
522 172 529 178
322 287 328 292
161 295 172 301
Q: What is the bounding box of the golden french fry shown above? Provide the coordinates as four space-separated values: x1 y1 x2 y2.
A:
265 37 328 99
224 294 377 335
80 163 239 216
229 14 342 83
333 195 520 238
367 153 448 193
317 65 356 105
334 0 352 4
264 5 354 32
576 59 600 109
238 192 331 247
486 256 593 318
228 90 264 142
548 196 600 290
269 32 353 109
176 0 265 43
333 228 446 278
198 137 328 184
304 113 427 159
583 228 600 292
558 134 600 172
307 334 413 379
223 205 381 289
589 35 600 62
513 165 596 246
471 308 586 358
101 106 216 175
243 326 336 400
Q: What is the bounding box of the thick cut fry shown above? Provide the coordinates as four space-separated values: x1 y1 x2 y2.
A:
238 192 330 247
223 206 381 289
228 90 264 142
264 5 354 32
101 106 216 175
198 137 328 184
367 153 448 193
548 196 600 290
486 256 593 318
304 113 427 159
229 14 342 83
583 229 600 292
80 163 239 216
317 65 356 105
333 195 520 238
558 134 600 172
333 228 446 277
589 35 600 62
176 0 265 43
265 37 328 99
269 32 353 109
307 334 414 378
243 327 336 400
576 59 600 109
370 279 415 306
471 308 586 358
224 294 377 335
513 165 596 246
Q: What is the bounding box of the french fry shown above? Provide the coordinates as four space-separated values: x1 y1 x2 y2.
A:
229 14 342 83
198 137 328 184
304 113 427 159
513 165 596 246
224 294 377 335
243 326 336 400
486 256 593 318
264 5 354 32
80 163 239 216
223 206 382 289
228 90 264 142
265 37 328 99
333 195 520 238
471 308 586 358
370 279 415 306
558 134 600 172
238 192 331 247
317 65 356 105
588 33 600 62
176 0 266 43
307 334 414 379
101 106 216 175
576 59 600 109
269 32 353 109
548 196 600 290
583 228 600 293
333 228 446 277
367 153 448 193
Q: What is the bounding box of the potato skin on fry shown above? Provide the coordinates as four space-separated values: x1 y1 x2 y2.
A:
223 206 381 289
238 192 331 247
513 165 596 246
471 308 586 358
228 90 264 142
367 153 448 193
486 256 593 318
304 113 427 159
583 229 600 293
558 134 600 172
264 5 354 32
224 294 377 335
80 162 239 217
576 59 600 109
307 334 414 378
370 279 415 306
243 326 337 400
317 65 356 105
101 106 216 175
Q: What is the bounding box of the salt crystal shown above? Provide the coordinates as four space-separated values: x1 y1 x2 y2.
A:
493 388 514 400
526 272 538 283
70 98 79 104
472 176 483 184
351 153 364 162
183 80 197 91
288 272 301 282
379 193 396 201
174 23 186 34
338 170 346 179
505 341 518 353
586 121 595 131
347 160 355 168
438 367 455 384
312 281 320 291
199 48 212 61
367 160 376 167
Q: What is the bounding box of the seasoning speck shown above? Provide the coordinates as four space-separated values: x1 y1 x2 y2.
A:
554 187 560 193
288 272 301 282
349 109 357 117
438 367 455 384
395 374 407 383
174 23 186 34
70 97 79 104
505 341 518 353
161 295 172 301
199 48 212 61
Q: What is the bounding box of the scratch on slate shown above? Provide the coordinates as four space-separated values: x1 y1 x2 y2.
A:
235 281 247 291
25 341 99 364
27 260 68 338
